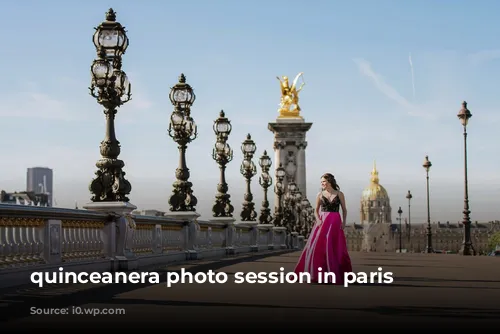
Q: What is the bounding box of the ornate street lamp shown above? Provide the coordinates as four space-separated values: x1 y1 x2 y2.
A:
273 163 286 227
300 198 310 235
167 74 198 212
397 206 403 253
423 155 433 253
212 110 234 217
92 8 129 62
301 198 310 210
258 150 273 224
457 101 474 255
240 134 257 221
282 181 299 232
88 8 132 202
306 205 314 237
406 190 412 241
287 181 298 194
294 191 303 232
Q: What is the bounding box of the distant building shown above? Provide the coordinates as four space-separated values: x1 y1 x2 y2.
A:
343 163 500 254
403 220 500 254
132 209 166 216
26 167 53 207
0 190 50 206
360 161 392 224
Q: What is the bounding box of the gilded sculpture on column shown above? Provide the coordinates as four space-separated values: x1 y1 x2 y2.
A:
276 72 305 118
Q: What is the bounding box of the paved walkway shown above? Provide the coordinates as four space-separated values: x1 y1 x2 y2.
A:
1 250 499 330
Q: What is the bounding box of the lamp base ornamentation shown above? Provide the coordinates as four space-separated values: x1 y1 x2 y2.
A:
240 201 257 222
89 157 131 203
459 243 474 256
169 179 197 212
212 193 234 217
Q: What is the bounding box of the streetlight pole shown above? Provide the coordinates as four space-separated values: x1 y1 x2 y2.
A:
292 189 303 233
406 190 412 242
423 155 433 254
88 8 132 203
457 101 474 256
212 110 234 217
283 181 298 232
397 206 403 253
273 163 286 227
306 205 314 237
240 134 257 221
258 151 273 224
167 74 198 212
299 198 310 236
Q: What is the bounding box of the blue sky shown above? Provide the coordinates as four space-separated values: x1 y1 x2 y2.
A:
1 0 499 223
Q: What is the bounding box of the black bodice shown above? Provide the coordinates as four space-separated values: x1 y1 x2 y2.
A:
320 194 341 212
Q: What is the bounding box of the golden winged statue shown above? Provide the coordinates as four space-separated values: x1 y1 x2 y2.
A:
276 72 305 118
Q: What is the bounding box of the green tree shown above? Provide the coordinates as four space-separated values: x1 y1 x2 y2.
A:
487 232 500 252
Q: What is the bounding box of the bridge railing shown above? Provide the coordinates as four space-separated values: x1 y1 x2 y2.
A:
0 204 303 288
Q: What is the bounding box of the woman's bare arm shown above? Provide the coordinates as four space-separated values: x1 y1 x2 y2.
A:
315 192 322 223
339 191 347 228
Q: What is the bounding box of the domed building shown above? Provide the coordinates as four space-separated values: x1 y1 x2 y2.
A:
360 161 392 224
344 161 500 253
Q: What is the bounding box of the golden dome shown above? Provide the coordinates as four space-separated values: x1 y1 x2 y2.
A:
361 161 389 201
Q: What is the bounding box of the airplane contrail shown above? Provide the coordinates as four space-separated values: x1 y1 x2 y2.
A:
409 52 415 101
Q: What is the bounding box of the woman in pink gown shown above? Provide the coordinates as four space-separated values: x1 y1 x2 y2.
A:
294 173 352 284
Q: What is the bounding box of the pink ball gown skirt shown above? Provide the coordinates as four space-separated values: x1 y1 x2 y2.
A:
293 197 353 285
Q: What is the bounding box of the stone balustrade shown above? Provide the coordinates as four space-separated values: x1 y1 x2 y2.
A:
0 204 303 289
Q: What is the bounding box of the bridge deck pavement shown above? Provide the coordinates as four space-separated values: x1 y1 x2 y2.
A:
1 250 499 330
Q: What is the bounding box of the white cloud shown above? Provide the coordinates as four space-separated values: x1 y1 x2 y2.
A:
353 58 437 119
353 58 412 108
0 91 86 121
0 75 155 123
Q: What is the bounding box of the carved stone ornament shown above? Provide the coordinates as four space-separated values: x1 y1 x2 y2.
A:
154 225 162 249
49 224 60 256
273 140 286 150
297 140 308 149
125 214 136 229
285 151 297 178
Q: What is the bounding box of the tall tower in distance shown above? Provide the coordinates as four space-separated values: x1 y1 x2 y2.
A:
26 167 53 207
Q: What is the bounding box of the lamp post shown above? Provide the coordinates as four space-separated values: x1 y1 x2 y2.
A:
89 8 132 202
212 110 234 217
457 101 474 256
423 155 433 253
306 205 314 237
273 163 286 227
293 191 303 233
300 198 310 235
406 190 412 241
240 134 257 221
283 181 298 232
258 151 273 224
167 74 198 212
397 206 403 253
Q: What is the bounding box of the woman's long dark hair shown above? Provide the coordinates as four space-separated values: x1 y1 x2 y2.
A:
321 173 340 191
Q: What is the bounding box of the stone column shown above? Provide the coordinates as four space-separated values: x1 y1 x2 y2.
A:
268 118 312 201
